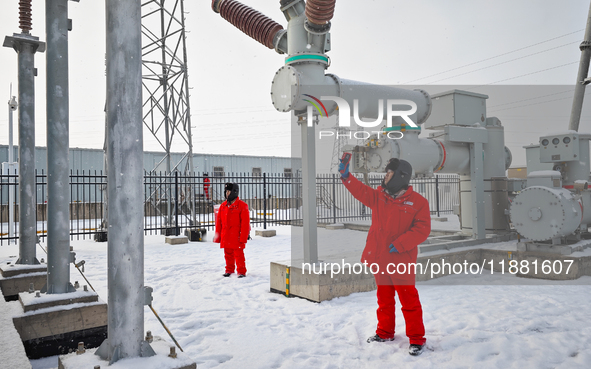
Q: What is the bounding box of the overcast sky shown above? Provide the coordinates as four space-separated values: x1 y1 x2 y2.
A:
1 0 590 171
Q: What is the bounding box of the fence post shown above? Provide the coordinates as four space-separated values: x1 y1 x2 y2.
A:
174 171 180 236
332 174 336 224
263 172 267 230
435 176 440 217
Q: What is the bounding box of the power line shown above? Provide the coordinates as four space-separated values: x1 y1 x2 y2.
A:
404 29 584 84
480 61 579 86
425 41 580 84
487 88 574 109
489 90 591 113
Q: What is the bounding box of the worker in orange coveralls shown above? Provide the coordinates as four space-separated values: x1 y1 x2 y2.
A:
203 173 211 200
339 157 431 356
213 182 250 278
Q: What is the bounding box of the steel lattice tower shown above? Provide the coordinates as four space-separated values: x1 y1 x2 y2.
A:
141 0 194 173
141 0 195 228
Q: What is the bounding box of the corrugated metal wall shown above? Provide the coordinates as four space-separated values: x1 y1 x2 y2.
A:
0 145 301 174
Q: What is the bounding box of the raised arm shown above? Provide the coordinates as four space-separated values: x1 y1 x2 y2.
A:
342 175 380 209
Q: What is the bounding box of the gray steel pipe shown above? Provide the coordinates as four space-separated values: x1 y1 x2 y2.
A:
3 33 45 265
105 0 145 362
45 0 72 293
569 1 591 132
17 41 38 265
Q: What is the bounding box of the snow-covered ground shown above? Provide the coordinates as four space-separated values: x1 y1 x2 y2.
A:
1 218 590 368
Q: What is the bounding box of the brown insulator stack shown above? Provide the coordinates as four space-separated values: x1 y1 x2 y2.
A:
19 0 33 33
305 0 336 26
212 0 284 49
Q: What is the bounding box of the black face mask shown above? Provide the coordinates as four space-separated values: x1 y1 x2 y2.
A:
225 182 239 202
381 159 412 196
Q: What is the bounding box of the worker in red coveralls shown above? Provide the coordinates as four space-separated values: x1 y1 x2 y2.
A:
213 182 250 278
203 173 211 200
339 157 431 356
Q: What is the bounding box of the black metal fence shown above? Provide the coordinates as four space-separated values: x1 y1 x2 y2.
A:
0 171 459 243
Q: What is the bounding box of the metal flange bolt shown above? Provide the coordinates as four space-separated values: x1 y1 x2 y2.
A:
76 342 85 355
145 330 153 343
169 347 177 359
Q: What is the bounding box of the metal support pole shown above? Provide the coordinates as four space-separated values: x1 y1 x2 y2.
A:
174 171 179 236
3 32 45 265
301 115 318 264
7 91 17 243
470 143 486 239
180 0 196 226
102 0 147 363
159 4 173 230
569 1 591 132
45 0 73 294
263 173 267 230
435 176 440 217
332 174 336 224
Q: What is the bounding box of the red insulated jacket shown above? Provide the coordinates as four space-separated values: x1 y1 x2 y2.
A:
213 197 250 249
343 175 431 284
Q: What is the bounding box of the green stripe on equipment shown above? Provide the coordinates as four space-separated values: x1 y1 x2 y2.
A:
383 126 421 131
286 54 329 64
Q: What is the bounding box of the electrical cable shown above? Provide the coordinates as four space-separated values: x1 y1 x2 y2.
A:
487 86 591 114
487 88 574 109
425 41 580 84
479 61 579 86
404 29 584 84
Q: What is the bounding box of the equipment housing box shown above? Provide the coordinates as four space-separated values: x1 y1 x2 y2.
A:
539 132 580 163
424 90 488 130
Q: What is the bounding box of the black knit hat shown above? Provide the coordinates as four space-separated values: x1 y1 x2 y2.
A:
385 158 400 173
382 158 412 195
224 182 239 202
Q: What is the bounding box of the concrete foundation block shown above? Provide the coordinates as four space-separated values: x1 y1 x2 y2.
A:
271 247 591 302
12 294 108 359
0 269 48 298
19 290 99 313
516 241 577 255
58 336 196 369
13 301 108 342
0 264 47 278
165 236 189 245
326 223 345 230
256 229 276 237
270 262 375 302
